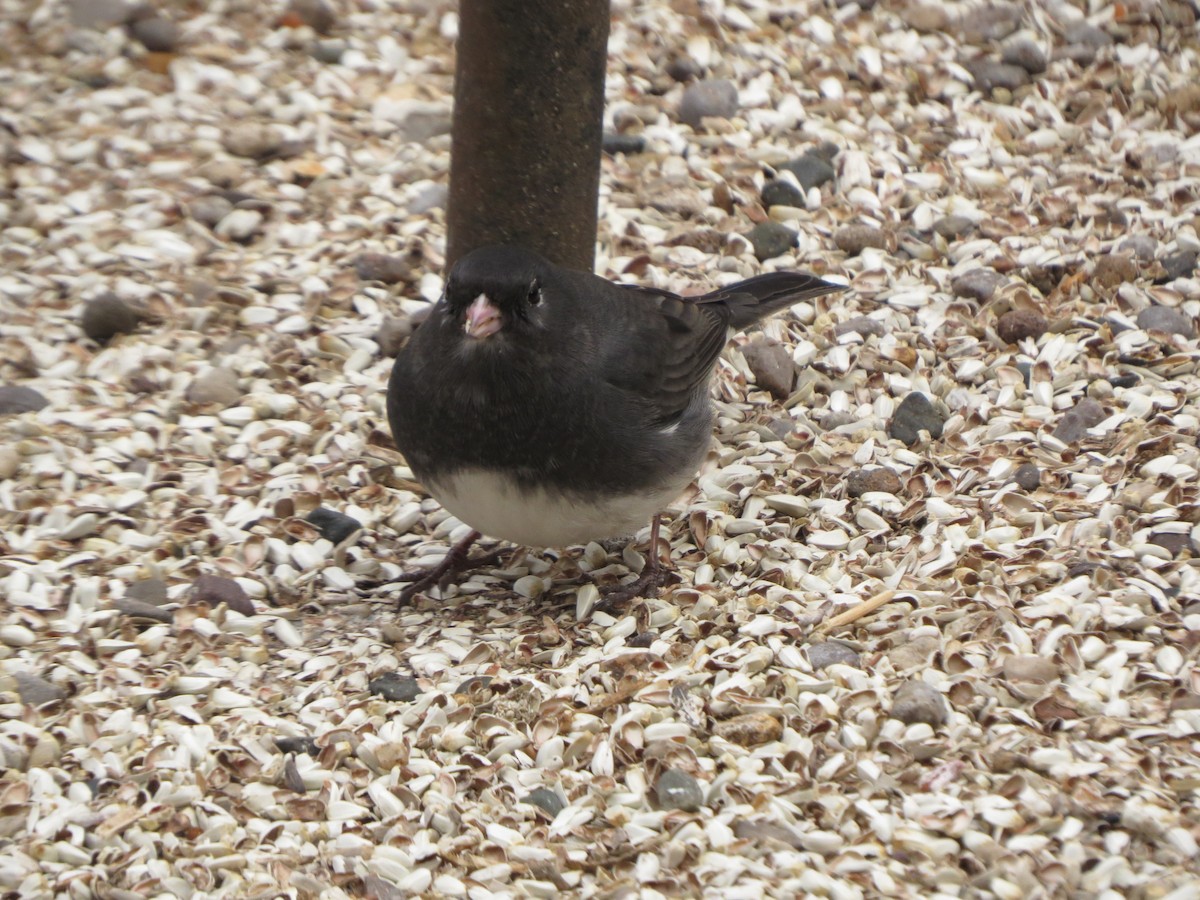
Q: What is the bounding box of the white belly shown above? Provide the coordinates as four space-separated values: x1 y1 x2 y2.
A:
427 468 683 548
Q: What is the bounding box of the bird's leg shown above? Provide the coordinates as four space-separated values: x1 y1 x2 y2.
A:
396 530 509 607
596 514 675 612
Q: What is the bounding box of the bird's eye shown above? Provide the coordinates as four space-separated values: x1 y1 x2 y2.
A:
527 279 542 306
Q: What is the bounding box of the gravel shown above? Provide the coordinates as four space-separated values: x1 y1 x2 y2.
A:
3 0 1200 896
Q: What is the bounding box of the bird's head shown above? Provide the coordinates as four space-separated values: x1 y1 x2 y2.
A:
441 246 550 344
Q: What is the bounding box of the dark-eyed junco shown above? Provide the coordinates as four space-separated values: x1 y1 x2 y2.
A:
387 245 843 606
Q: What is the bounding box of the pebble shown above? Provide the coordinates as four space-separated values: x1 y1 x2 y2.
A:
1119 235 1157 262
1052 398 1106 444
307 507 362 544
1160 250 1197 282
311 39 346 64
0 385 49 415
130 15 180 52
192 574 255 616
198 159 245 188
834 224 887 256
1063 22 1113 50
215 209 264 242
602 132 646 155
761 179 805 209
126 577 169 604
355 252 416 284
996 309 1048 344
15 672 66 706
968 60 1030 92
222 123 284 160
1149 532 1196 557
81 293 141 343
846 467 902 497
748 221 798 262
891 681 948 726
655 769 705 812
188 195 234 228
933 215 975 239
961 3 1023 43
679 79 739 128
0 624 36 647
114 598 174 623
275 735 319 756
714 713 783 747
665 54 703 83
741 337 794 399
888 393 946 445
1136 305 1194 337
185 367 242 406
901 4 950 32
1001 38 1047 75
1093 253 1137 288
68 0 131 29
368 673 422 702
285 0 336 34
806 641 861 669
952 268 1004 301
1012 463 1041 490
376 315 414 356
1003 654 1059 684
833 315 885 339
780 152 835 193
523 788 567 818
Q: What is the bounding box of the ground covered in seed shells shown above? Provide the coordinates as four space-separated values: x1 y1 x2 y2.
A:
2 0 1200 897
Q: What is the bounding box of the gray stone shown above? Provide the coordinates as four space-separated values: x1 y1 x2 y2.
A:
679 79 738 128
891 681 948 726
806 641 861 670
1161 250 1197 282
761 179 805 209
968 60 1030 92
355 252 415 284
933 215 975 239
368 673 421 702
602 132 646 155
376 315 414 357
222 123 284 160
655 769 705 811
0 386 49 415
961 3 1023 42
1001 38 1047 74
1012 463 1041 490
186 367 242 407
311 39 346 64
68 0 132 28
952 268 1004 301
81 293 140 343
306 508 362 544
522 787 566 817
15 672 66 706
888 393 946 445
130 16 180 52
780 153 835 192
126 578 169 604
1136 305 1195 338
192 574 254 616
741 337 794 399
748 221 797 262
189 195 234 228
1118 235 1157 262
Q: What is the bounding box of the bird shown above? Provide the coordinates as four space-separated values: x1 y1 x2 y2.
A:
386 245 844 607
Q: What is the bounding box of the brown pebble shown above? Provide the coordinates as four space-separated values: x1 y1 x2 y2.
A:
741 337 795 400
81 292 141 343
996 309 1048 344
846 467 902 497
833 316 885 339
355 252 415 285
1093 253 1138 289
713 713 783 747
834 224 887 256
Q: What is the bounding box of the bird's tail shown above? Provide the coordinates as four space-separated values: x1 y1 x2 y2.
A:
702 272 845 331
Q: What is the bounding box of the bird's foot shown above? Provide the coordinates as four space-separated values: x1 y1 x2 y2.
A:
395 530 510 607
594 560 676 614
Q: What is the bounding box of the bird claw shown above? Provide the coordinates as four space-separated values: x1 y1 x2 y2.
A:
394 531 510 607
594 562 677 614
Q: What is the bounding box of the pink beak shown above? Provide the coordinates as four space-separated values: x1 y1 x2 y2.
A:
463 294 502 339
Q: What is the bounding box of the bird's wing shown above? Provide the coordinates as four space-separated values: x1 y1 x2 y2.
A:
598 283 732 426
